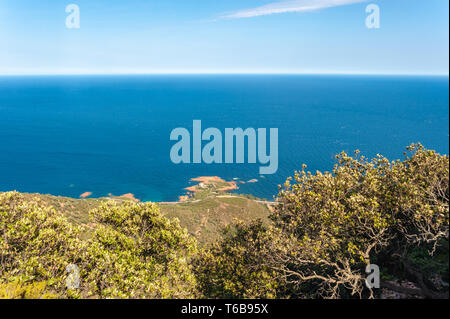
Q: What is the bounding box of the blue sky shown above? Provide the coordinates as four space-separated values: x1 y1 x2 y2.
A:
0 0 448 75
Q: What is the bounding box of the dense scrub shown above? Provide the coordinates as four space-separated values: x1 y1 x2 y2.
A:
1 144 448 299
0 194 198 298
194 221 282 299
197 144 449 299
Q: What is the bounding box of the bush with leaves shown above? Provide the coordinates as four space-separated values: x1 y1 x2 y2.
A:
0 193 199 298
270 143 449 298
197 144 448 299
82 201 198 298
194 220 282 299
0 192 85 296
0 280 58 299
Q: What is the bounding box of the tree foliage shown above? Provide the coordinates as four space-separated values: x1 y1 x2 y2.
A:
0 192 84 296
0 280 58 299
0 193 198 298
83 201 198 298
194 220 281 298
199 144 449 299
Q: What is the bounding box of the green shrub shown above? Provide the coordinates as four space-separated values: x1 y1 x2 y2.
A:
83 201 198 298
0 280 58 299
196 144 449 299
0 193 199 298
194 220 281 299
0 192 85 296
270 143 449 298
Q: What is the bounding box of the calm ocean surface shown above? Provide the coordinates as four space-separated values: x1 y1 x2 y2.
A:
0 75 448 201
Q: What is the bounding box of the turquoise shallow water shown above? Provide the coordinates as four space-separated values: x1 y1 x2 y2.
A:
0 75 448 201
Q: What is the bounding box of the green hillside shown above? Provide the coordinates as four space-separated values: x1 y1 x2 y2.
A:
8 180 272 246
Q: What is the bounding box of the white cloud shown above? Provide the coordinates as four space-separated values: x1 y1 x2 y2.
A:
221 0 368 19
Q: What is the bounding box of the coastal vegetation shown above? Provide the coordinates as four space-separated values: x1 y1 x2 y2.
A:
0 144 448 299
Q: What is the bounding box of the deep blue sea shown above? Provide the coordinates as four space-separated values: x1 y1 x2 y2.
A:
0 75 448 201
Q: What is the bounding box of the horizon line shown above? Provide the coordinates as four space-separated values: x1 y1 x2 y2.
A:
0 71 448 77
